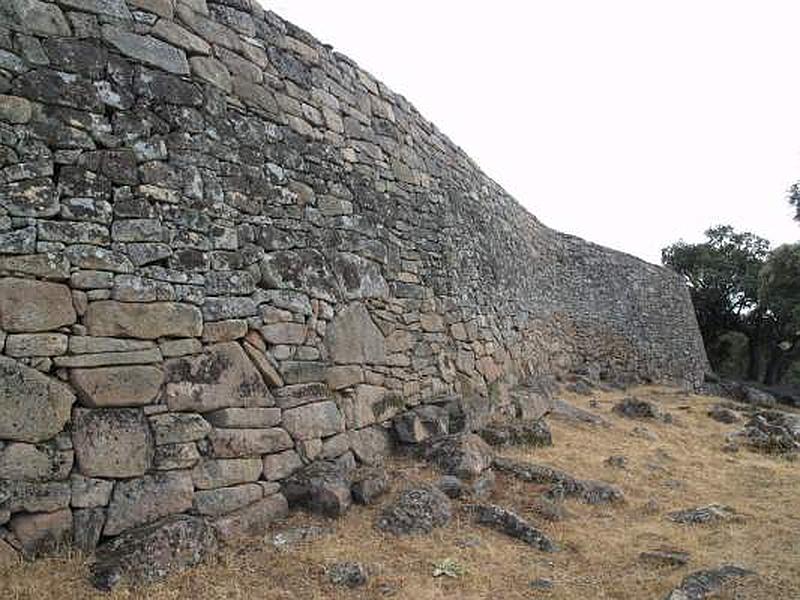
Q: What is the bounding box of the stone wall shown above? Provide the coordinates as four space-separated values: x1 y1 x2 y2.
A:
0 0 708 555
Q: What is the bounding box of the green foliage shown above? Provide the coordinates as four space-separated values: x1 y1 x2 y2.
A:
432 558 465 578
759 244 800 383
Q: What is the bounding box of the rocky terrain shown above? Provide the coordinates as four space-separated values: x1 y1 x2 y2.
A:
2 384 799 598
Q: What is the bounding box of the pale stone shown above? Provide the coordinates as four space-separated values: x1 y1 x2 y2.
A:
0 95 32 124
260 322 306 345
321 433 350 459
0 356 74 442
149 412 211 445
70 366 163 407
101 26 189 75
159 338 202 358
0 442 73 481
191 458 262 490
153 442 200 470
164 342 273 412
350 385 404 429
282 401 345 441
208 427 293 458
104 471 194 535
274 382 329 409
4 333 68 357
202 319 247 342
0 278 76 332
262 449 303 481
53 348 162 368
70 474 113 508
10 509 72 557
0 253 69 280
0 0 71 36
242 341 283 387
205 407 281 428
193 483 262 516
130 0 174 18
73 508 105 554
0 480 71 513
68 336 155 354
72 408 153 478
86 300 202 339
60 0 132 19
151 19 210 55
212 493 288 541
348 426 393 466
326 365 365 390
325 303 386 365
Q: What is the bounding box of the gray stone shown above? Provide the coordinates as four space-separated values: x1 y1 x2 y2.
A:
663 565 755 600
193 483 262 516
73 507 106 553
667 504 740 525
153 442 200 470
348 425 393 466
209 427 293 458
0 441 73 481
101 26 189 75
282 461 352 518
92 515 217 591
202 296 257 321
376 486 452 535
0 0 71 36
274 382 329 409
328 561 368 588
325 303 386 365
149 412 211 445
351 466 389 505
0 253 69 280
326 365 364 390
0 278 76 332
283 401 345 441
262 449 303 481
104 471 194 535
212 492 288 541
260 322 306 345
53 348 162 368
64 245 134 273
5 333 68 357
242 341 284 387
203 319 248 342
0 227 36 254
159 338 202 358
349 384 404 428
0 356 74 442
151 19 210 55
70 366 163 407
60 0 132 19
10 509 72 557
421 434 494 479
190 56 232 92
192 458 262 490
394 405 449 443
0 480 71 513
205 407 281 428
0 95 32 124
86 300 202 339
72 408 153 478
464 503 557 552
165 342 272 412
70 474 114 508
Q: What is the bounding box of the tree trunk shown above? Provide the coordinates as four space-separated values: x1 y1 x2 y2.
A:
746 338 761 381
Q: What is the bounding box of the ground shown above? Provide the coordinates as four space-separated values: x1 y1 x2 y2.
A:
2 386 799 599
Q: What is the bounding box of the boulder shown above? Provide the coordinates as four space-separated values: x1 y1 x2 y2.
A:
282 401 345 440
325 303 386 365
394 405 449 443
91 515 217 591
0 357 75 442
193 483 263 516
613 397 662 419
348 425 393 466
212 493 288 541
85 300 202 339
0 277 76 332
70 366 163 408
376 486 452 535
282 461 352 517
735 411 800 454
327 561 368 588
464 504 557 552
349 384 404 428
262 450 303 481
104 471 194 536
420 433 494 479
663 565 755 600
72 408 153 478
478 419 552 448
667 504 740 525
10 509 72 557
351 466 389 505
165 342 272 412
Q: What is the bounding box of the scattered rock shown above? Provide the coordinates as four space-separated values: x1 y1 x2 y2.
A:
464 504 557 552
550 399 611 427
640 546 690 567
211 493 288 541
393 405 449 443
91 515 217 591
605 455 628 469
376 486 452 535
667 504 740 525
613 397 661 419
478 419 552 448
662 565 755 600
734 411 800 455
10 509 72 557
282 461 352 517
529 578 554 590
420 433 493 479
327 561 368 588
270 525 333 550
351 466 389 505
707 405 739 424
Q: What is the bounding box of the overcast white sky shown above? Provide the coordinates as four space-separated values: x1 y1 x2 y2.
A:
266 1 800 264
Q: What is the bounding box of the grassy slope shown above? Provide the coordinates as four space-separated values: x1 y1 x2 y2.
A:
3 386 799 599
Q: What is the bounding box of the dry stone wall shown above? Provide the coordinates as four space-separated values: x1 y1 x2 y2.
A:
0 0 708 555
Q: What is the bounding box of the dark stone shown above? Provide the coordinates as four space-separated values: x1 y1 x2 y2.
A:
43 39 107 76
91 515 218 591
478 419 552 448
613 397 661 419
376 486 452 535
639 546 690 567
350 466 389 505
327 561 368 588
662 565 755 600
667 504 740 525
736 411 800 454
12 68 104 112
282 460 352 518
420 433 493 479
465 504 557 552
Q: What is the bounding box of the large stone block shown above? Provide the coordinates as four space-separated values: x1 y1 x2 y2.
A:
149 413 211 445
212 492 288 541
0 441 73 481
0 278 76 332
0 0 71 36
349 385 404 429
262 449 303 481
348 426 394 466
325 303 386 365
85 301 202 339
10 509 72 557
282 401 345 441
104 471 194 536
193 483 263 516
205 407 281 428
0 356 75 443
70 366 163 407
5 333 68 357
72 408 153 478
165 342 272 412
0 480 71 513
191 458 262 490
101 26 189 75
208 427 293 458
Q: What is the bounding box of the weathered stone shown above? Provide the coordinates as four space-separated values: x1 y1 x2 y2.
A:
101 26 189 75
350 384 404 428
326 365 364 390
72 408 153 478
0 253 70 280
0 95 32 124
639 546 691 567
421 434 493 479
278 361 327 385
663 565 755 600
274 383 329 409
193 483 262 516
149 412 211 445
53 348 162 368
212 492 288 541
667 504 741 525
394 405 449 443
153 442 200 470
192 458 262 490
203 319 248 342
613 397 662 419
5 333 68 357
10 509 72 557
0 480 71 513
205 407 281 428
60 0 132 19
130 0 173 18
160 338 202 358
85 300 202 339
190 55 232 91
209 427 293 458
0 356 74 442
326 303 386 365
283 401 345 441
0 441 73 481
321 433 350 459
260 322 306 345
203 297 256 321
70 366 163 407
165 342 272 412
351 466 389 505
242 341 284 387
328 561 368 588
479 419 553 448
262 449 303 481
0 278 76 332
71 507 105 553
65 245 134 274
104 471 194 535
376 486 452 535
92 515 217 591
348 425 393 466
0 227 36 254
151 19 210 55
464 503 557 552
70 474 113 508
0 0 71 36
282 461 352 517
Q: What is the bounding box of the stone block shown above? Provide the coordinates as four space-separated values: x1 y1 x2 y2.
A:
350 385 404 429
72 408 153 478
325 303 386 365
5 333 68 357
193 483 262 516
262 449 303 481
0 0 71 36
0 441 73 481
260 322 306 345
205 407 281 428
70 474 113 508
86 300 202 339
104 471 194 535
203 319 247 342
208 427 293 458
348 426 394 466
0 480 71 513
274 382 328 409
53 348 162 368
70 365 163 407
101 26 189 75
242 341 284 387
73 507 105 553
10 509 72 557
149 412 211 445
0 278 76 332
191 458 262 490
282 401 345 441
212 492 288 541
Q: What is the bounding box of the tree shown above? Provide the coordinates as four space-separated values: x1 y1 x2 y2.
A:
789 182 800 222
662 226 770 379
759 243 800 384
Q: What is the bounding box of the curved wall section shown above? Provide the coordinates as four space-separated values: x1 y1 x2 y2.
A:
0 0 707 553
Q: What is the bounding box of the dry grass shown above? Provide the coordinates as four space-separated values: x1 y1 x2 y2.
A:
3 385 799 599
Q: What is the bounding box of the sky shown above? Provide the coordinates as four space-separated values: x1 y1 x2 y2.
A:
266 1 800 265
